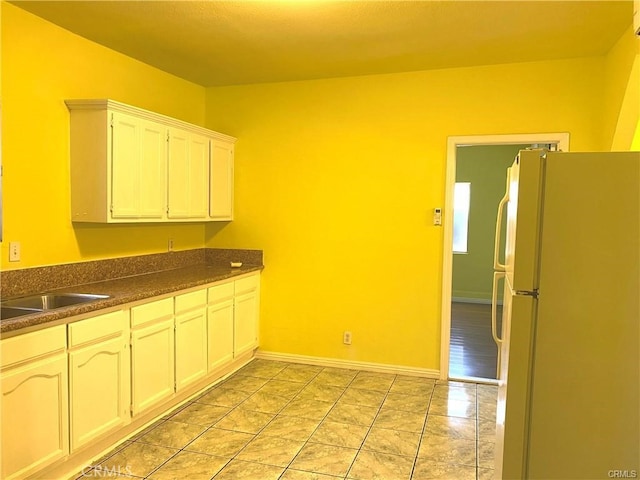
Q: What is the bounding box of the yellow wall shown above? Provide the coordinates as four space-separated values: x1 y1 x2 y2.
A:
204 57 604 369
604 27 640 151
0 3 207 269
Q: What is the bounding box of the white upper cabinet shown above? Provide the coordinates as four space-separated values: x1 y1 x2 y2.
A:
167 128 209 220
66 99 236 223
210 139 234 221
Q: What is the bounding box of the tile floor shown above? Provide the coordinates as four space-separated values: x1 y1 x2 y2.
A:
78 360 498 480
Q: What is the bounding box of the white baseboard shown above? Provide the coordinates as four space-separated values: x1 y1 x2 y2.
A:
255 350 440 379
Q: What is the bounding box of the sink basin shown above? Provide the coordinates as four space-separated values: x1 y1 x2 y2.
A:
2 293 110 311
0 306 43 319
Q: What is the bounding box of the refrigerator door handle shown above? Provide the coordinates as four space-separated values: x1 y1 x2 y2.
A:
493 170 510 272
491 271 506 346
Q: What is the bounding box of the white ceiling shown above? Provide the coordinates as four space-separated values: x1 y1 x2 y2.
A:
11 0 634 87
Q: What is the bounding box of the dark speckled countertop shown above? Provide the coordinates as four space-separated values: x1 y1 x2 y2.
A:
0 249 263 336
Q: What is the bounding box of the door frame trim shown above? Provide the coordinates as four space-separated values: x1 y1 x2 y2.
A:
439 133 570 380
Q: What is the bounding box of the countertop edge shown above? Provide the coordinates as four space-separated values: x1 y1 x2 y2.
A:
1 264 264 336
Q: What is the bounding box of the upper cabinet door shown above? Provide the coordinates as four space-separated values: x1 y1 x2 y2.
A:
111 112 140 219
168 129 209 219
139 120 167 219
210 140 234 221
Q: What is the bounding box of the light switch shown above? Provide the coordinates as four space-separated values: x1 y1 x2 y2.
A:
433 208 442 226
9 242 20 262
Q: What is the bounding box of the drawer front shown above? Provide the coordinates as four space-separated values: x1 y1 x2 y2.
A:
1 325 66 368
208 282 234 304
175 289 207 314
130 297 173 328
68 310 127 348
235 274 259 295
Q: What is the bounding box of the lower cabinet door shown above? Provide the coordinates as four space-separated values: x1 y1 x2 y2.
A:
175 308 207 391
131 319 175 415
69 335 130 451
1 353 69 480
234 290 259 357
207 299 234 371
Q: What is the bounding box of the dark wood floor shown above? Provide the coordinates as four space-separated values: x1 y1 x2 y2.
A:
449 302 502 380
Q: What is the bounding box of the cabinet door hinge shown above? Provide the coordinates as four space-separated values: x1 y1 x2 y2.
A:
110 113 114 128
130 406 134 416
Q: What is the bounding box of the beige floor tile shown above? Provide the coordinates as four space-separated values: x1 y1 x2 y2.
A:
99 442 178 478
350 373 394 392
236 434 305 467
129 421 165 441
417 434 476 467
424 415 475 440
259 379 307 398
237 359 288 379
221 375 269 393
274 364 323 383
313 369 358 387
412 458 476 479
478 419 497 441
428 397 476 418
184 427 253 457
382 392 430 414
194 387 250 407
214 407 274 433
390 377 435 396
478 440 496 468
478 467 496 480
137 420 207 449
338 387 387 408
325 402 378 426
213 459 284 479
280 397 334 420
431 385 476 403
240 390 291 414
289 443 358 477
373 407 426 433
281 469 344 479
169 402 231 426
309 419 369 448
260 415 322 441
161 402 191 420
296 382 346 403
362 427 420 458
478 401 497 423
146 451 229 479
348 450 414 480
477 385 498 404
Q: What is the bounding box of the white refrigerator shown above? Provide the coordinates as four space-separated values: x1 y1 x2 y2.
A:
491 149 639 479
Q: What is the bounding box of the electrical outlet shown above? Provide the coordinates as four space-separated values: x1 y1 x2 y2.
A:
168 238 174 252
343 331 352 345
9 242 20 262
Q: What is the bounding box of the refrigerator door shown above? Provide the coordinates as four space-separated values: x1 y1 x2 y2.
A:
495 275 537 480
504 149 545 293
524 151 640 478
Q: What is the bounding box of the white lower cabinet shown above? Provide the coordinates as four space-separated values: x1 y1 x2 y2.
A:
1 326 69 480
233 274 260 357
207 282 235 371
68 310 130 452
175 289 208 390
130 298 175 416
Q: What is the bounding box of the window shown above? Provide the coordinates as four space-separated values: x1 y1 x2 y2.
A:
453 182 470 253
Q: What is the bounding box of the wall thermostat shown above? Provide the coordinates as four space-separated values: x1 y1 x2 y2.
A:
433 207 442 226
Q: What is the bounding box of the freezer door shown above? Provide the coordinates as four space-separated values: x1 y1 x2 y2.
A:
505 149 545 292
495 276 537 480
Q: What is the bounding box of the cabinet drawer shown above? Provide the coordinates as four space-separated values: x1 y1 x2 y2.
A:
1 325 66 368
208 282 234 304
68 310 127 348
235 274 259 295
131 297 173 328
175 289 207 314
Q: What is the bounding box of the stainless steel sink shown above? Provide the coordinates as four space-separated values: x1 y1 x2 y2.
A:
1 293 110 315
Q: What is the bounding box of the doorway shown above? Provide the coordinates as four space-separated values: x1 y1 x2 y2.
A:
439 134 570 382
